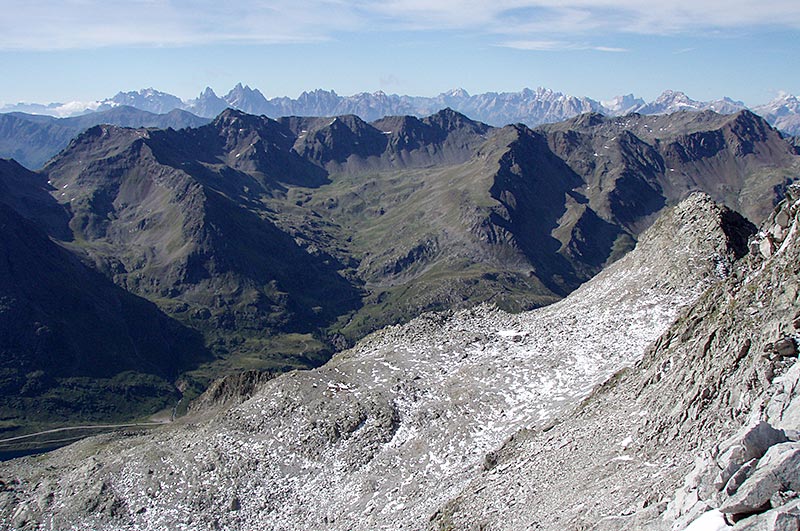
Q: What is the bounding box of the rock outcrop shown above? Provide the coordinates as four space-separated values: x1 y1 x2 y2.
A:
428 185 800 531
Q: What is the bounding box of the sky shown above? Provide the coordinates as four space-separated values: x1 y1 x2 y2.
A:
0 0 798 107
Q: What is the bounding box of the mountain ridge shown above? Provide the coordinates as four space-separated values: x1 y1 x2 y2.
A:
0 106 209 169
21 107 800 348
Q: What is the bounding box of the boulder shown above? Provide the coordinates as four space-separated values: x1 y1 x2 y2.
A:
776 210 791 230
767 363 800 430
731 499 800 531
720 443 800 516
726 459 759 496
760 237 775 258
714 422 789 493
773 339 798 359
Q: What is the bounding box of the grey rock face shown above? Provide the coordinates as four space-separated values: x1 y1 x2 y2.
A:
424 186 800 531
640 187 800 531
715 422 790 498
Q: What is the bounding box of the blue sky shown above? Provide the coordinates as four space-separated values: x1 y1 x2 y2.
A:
0 0 798 106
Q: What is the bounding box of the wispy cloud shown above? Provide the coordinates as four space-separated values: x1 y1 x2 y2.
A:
1 0 799 50
0 0 359 50
498 40 627 52
499 40 568 51
361 0 800 34
593 46 628 53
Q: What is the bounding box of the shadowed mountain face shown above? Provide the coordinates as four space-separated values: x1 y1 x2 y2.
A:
0 195 210 430
42 121 361 356
0 107 796 437
0 159 71 239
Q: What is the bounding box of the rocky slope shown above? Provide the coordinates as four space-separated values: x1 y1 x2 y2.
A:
0 192 758 530
429 185 800 531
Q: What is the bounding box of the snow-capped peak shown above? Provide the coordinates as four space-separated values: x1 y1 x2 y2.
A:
443 88 470 99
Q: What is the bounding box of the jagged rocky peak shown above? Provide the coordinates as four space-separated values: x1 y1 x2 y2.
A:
369 109 493 158
209 108 294 151
188 86 229 118
707 96 747 114
328 113 374 132
371 113 424 133
108 87 185 114
574 191 757 306
570 111 608 128
223 83 269 114
199 86 216 97
289 113 389 165
44 123 151 174
299 88 339 98
649 89 701 111
211 107 264 128
370 114 431 149
603 93 646 115
638 90 747 117
635 191 755 263
442 87 470 99
723 108 782 146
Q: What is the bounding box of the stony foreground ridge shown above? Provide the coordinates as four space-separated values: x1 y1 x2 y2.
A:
430 185 800 530
0 193 758 530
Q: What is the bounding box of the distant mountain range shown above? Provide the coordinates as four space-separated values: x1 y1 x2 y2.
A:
4 85 800 137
